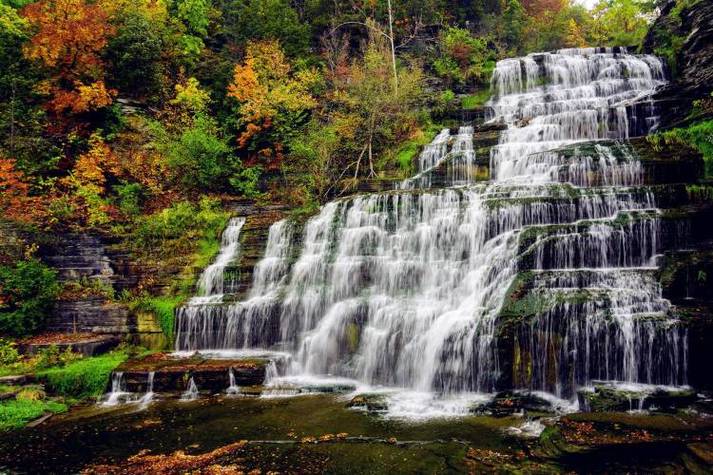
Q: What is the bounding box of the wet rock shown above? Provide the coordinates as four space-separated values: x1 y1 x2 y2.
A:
0 375 30 386
474 120 507 133
116 353 268 393
472 391 555 417
578 382 697 412
300 383 356 394
347 393 389 412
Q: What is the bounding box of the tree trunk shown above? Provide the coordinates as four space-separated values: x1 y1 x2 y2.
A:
9 80 16 155
387 0 398 95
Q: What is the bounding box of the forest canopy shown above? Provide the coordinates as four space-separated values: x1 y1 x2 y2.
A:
0 0 658 230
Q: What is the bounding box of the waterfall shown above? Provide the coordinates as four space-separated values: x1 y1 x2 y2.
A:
181 377 199 401
175 48 686 405
138 371 155 405
418 128 450 173
227 368 239 394
175 217 246 338
400 126 477 189
103 372 128 406
488 48 684 396
195 217 246 301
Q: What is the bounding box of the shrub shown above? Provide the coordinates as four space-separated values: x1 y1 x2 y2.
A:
114 182 143 217
229 166 262 198
34 345 81 371
165 115 237 191
0 259 60 337
434 27 495 88
37 351 128 399
0 338 19 366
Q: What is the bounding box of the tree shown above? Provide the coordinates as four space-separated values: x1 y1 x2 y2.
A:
105 10 167 99
564 18 587 47
0 258 60 337
227 40 320 168
591 0 651 48
0 3 58 179
523 0 564 17
0 157 37 224
165 115 234 190
158 78 252 193
175 0 211 63
502 0 527 51
220 0 310 58
330 30 424 178
22 0 116 116
433 27 495 88
60 133 119 227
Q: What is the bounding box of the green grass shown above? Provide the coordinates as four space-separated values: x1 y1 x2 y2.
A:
0 399 67 431
36 351 128 400
177 206 230 295
461 88 491 109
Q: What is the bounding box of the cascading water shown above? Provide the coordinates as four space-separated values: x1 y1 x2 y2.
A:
175 48 687 408
195 217 246 300
138 371 155 405
227 368 239 394
103 372 129 406
401 126 477 189
175 217 246 334
181 377 199 401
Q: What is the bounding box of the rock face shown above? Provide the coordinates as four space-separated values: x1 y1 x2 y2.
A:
37 233 134 334
644 0 713 128
0 222 28 265
115 353 267 393
42 234 115 284
19 334 120 357
45 298 131 334
36 201 289 341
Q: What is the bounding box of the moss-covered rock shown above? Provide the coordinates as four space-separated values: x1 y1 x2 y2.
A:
578 382 697 412
471 391 556 417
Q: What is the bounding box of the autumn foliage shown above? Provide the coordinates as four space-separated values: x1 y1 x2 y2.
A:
228 40 319 167
0 158 38 224
22 0 116 115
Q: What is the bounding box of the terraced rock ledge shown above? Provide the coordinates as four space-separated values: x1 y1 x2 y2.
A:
114 353 268 393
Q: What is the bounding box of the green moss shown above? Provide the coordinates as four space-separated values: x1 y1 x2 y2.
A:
686 184 713 203
345 323 360 353
37 351 128 400
393 123 444 174
648 119 713 177
132 295 183 341
461 89 491 109
0 399 67 431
